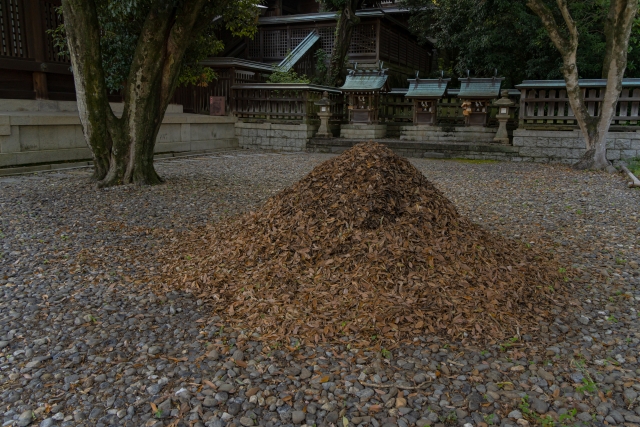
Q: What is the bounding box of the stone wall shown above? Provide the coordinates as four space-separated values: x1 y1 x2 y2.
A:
400 125 499 144
308 138 521 160
236 122 319 152
0 101 238 169
310 128 640 164
513 129 640 164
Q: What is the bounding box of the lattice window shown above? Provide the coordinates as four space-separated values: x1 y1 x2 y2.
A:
0 0 28 58
262 29 288 59
349 24 376 55
291 28 313 50
318 27 335 55
247 38 260 59
42 0 68 63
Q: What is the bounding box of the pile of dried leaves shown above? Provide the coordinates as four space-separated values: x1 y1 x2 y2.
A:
153 142 566 346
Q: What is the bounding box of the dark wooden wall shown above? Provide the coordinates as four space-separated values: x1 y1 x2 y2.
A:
246 19 433 79
0 0 75 100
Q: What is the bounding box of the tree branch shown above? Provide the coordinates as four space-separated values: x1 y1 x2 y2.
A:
555 0 578 50
159 0 212 110
527 0 592 148
526 0 570 56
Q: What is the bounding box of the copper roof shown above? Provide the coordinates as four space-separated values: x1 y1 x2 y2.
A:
405 78 450 98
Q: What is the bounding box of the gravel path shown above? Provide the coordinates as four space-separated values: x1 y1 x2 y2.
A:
1 152 639 427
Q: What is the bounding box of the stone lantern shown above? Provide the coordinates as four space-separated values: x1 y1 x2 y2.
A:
314 91 333 138
493 89 514 145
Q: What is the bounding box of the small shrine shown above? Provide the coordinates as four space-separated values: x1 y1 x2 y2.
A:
404 73 450 125
339 64 389 139
458 77 504 126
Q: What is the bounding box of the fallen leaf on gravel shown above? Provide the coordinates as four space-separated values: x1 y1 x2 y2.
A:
235 360 248 368
150 143 566 345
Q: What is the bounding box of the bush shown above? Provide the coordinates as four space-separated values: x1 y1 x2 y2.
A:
267 68 310 84
628 157 640 177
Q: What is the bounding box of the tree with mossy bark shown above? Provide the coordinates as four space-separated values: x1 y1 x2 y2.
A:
59 0 259 187
527 0 638 170
324 0 366 87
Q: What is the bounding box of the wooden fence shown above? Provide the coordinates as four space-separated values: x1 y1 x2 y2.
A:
172 65 269 115
517 79 640 129
231 84 345 124
379 90 520 129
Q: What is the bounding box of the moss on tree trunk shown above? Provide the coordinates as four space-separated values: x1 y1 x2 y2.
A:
325 0 364 87
61 0 213 186
527 0 638 170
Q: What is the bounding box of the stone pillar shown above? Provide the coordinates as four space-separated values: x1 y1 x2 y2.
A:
493 90 514 145
314 91 333 138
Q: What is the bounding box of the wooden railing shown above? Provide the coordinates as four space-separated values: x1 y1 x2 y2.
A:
172 59 273 114
380 91 413 124
231 84 345 124
516 79 640 129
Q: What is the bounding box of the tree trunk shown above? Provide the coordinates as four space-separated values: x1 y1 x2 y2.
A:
61 0 113 181
527 0 638 170
62 0 212 186
325 0 364 87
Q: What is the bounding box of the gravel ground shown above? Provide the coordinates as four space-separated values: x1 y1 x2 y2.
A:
1 151 640 427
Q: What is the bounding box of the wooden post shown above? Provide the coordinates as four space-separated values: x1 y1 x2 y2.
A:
375 19 381 63
23 0 49 99
259 29 264 63
518 89 526 128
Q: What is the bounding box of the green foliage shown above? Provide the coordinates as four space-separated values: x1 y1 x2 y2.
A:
498 335 519 352
50 0 259 92
629 157 640 176
520 395 577 426
312 48 329 84
401 0 640 87
572 357 598 394
46 10 69 60
267 67 311 84
576 376 598 393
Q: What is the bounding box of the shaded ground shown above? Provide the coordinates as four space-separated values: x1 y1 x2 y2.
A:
1 151 639 427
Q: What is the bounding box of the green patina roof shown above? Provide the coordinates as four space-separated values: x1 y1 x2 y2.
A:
405 78 450 98
516 78 640 89
340 71 389 92
277 31 320 72
458 78 504 98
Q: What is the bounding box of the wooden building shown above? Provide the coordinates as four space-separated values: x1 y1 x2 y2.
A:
0 0 76 100
0 0 436 113
244 0 436 87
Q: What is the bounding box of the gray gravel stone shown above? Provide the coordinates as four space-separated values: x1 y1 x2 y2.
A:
17 411 33 427
1 154 640 427
291 410 305 424
529 397 549 414
508 410 522 419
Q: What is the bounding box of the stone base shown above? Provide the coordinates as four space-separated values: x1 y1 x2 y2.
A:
235 122 318 152
308 138 520 161
340 124 387 139
513 129 640 164
400 125 500 144
0 100 238 168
